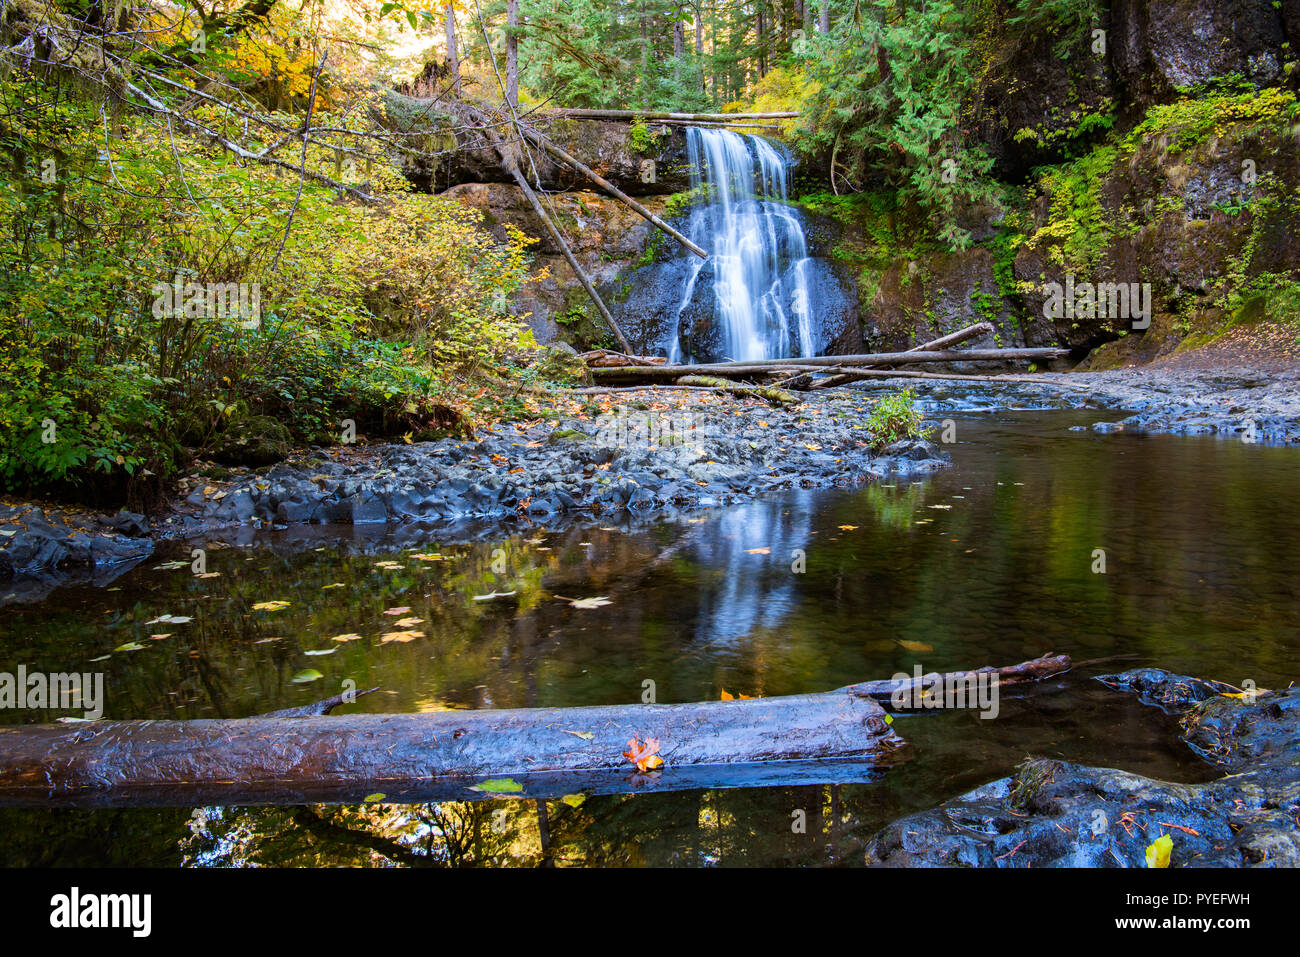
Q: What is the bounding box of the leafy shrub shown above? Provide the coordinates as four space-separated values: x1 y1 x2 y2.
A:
865 390 928 446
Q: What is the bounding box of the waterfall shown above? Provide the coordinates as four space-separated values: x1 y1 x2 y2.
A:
667 127 819 363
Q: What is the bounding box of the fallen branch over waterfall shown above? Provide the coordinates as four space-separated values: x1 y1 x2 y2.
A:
590 347 1069 382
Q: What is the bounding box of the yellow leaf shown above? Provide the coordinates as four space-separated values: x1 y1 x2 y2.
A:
896 639 933 652
1145 834 1173 868
561 793 586 808
721 689 734 701
251 600 291 611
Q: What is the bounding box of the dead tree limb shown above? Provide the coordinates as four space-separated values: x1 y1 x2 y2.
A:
0 656 1068 808
552 109 799 121
812 322 997 389
504 158 631 352
676 375 798 404
591 347 1069 381
904 321 995 354
519 128 708 258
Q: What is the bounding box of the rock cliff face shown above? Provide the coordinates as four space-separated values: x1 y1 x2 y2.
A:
400 115 692 197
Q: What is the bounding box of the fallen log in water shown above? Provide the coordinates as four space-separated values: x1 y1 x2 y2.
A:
590 347 1069 381
0 655 1068 808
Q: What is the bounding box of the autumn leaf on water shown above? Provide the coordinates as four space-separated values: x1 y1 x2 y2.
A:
251 600 291 612
745 547 770 555
291 669 324 683
471 778 524 793
473 591 517 601
330 633 363 642
721 689 755 700
1145 834 1173 868
563 730 595 740
838 525 859 531
380 630 423 643
623 735 664 772
393 617 424 627
562 793 586 808
383 606 412 615
113 641 146 652
896 639 934 653
363 793 387 803
145 614 192 625
555 595 613 609
303 648 336 656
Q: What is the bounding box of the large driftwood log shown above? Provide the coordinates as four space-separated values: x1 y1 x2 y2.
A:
551 109 800 122
0 655 1069 808
814 322 996 389
591 347 1069 381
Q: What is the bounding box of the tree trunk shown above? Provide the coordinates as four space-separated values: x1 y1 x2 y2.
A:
445 2 461 94
589 347 1070 381
0 656 1067 808
819 1 830 33
506 0 519 108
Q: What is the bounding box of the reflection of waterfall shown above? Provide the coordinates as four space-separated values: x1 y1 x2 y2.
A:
667 128 819 363
687 493 816 645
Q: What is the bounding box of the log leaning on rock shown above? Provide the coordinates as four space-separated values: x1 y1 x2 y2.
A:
0 655 1069 808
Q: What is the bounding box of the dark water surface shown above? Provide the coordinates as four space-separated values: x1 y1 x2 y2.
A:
2 404 1298 866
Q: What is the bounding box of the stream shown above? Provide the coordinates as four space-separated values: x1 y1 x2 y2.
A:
2 394 1298 866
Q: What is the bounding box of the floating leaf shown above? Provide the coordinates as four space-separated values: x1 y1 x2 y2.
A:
557 595 612 609
1145 834 1173 868
471 778 524 793
145 614 192 625
838 525 859 531
149 634 171 641
303 648 337 656
153 560 189 570
896 639 934 653
363 793 387 803
113 641 145 652
321 583 346 589
473 591 517 601
380 630 423 643
291 669 324 683
383 606 412 615
561 793 586 808
393 617 424 627
563 730 594 741
330 633 363 643
251 600 291 612
745 547 771 555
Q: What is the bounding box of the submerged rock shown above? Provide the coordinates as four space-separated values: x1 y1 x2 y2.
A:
864 670 1300 867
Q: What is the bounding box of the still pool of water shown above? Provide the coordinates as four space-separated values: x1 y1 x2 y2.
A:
2 404 1298 866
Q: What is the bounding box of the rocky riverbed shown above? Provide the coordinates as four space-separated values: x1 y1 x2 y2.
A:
7 363 1300 586
0 389 947 587
855 366 1300 444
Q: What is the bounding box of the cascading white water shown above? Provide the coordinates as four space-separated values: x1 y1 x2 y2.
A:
667 127 819 362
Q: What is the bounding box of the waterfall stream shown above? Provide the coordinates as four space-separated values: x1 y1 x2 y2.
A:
667 127 819 363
